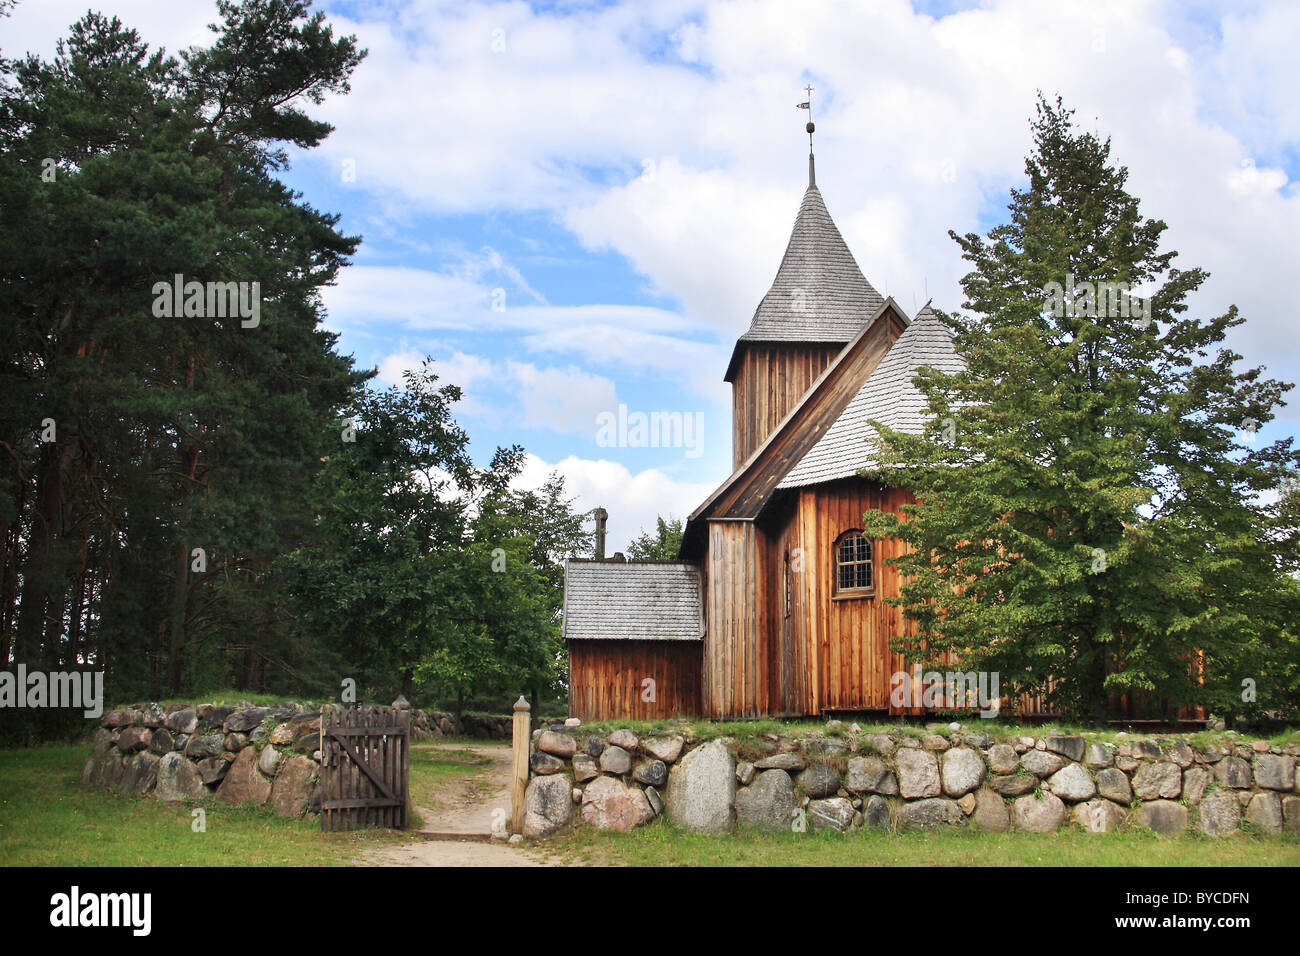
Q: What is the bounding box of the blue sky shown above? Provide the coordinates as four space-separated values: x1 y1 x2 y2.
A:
9 0 1300 550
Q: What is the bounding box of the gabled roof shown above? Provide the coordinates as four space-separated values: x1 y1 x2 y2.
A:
683 298 910 555
724 184 884 381
562 560 703 641
779 304 963 488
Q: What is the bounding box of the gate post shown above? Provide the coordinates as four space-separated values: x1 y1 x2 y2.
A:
510 695 531 834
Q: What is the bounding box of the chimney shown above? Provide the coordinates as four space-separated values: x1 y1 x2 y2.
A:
593 507 608 560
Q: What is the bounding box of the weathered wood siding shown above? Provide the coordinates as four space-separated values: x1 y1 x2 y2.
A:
730 343 842 469
569 640 701 721
788 479 916 715
703 520 770 718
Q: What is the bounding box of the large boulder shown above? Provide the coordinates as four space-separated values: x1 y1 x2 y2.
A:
797 763 841 799
1084 743 1114 769
846 756 890 793
522 774 573 838
1012 793 1066 832
988 773 1036 797
529 752 565 775
270 755 317 818
643 736 684 763
1253 754 1295 791
223 707 273 734
633 759 668 787
1020 750 1066 777
1182 767 1209 805
735 769 798 831
1044 736 1086 762
862 794 892 830
599 745 632 775
807 797 855 832
1213 756 1252 789
987 744 1019 775
258 744 282 777
117 726 152 754
1198 788 1241 837
1047 763 1096 802
163 709 198 734
972 788 1010 832
122 752 160 796
941 748 986 797
148 728 175 755
536 730 577 759
1073 798 1126 833
1096 767 1133 804
608 729 639 752
196 757 229 786
1245 792 1283 835
899 797 964 830
1133 762 1182 800
664 739 735 834
197 705 235 733
571 754 599 783
754 752 806 772
183 733 225 760
154 752 208 802
1137 800 1188 834
580 776 653 831
216 747 272 806
896 749 941 799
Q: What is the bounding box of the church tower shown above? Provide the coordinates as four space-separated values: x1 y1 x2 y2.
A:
724 105 883 469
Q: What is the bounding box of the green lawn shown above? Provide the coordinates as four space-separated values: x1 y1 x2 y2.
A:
407 743 495 817
0 744 410 866
548 821 1300 867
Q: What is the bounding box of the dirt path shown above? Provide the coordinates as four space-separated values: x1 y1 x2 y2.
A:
355 741 564 867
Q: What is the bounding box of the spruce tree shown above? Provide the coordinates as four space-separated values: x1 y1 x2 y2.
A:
863 96 1300 723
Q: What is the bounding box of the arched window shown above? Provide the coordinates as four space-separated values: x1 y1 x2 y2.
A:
834 531 874 596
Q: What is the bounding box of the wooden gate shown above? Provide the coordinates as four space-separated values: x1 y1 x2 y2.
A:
320 705 410 832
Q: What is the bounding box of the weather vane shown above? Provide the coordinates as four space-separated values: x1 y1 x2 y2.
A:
797 84 815 146
797 84 815 185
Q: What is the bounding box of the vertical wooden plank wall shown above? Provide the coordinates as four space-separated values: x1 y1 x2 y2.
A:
781 479 917 715
731 344 842 469
568 640 702 721
703 520 769 718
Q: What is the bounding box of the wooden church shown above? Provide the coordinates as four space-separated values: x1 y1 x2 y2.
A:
563 140 964 721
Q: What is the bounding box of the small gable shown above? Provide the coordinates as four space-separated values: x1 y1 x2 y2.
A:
779 305 964 488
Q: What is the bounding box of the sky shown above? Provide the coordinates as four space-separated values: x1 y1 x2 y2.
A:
6 0 1300 551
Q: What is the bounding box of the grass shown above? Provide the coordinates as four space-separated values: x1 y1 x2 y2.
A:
0 745 414 866
407 744 495 815
545 821 1300 867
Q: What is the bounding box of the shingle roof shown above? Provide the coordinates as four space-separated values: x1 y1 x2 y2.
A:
563 560 703 641
740 185 884 345
778 305 963 488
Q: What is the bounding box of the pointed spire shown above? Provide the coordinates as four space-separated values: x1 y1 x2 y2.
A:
798 84 816 187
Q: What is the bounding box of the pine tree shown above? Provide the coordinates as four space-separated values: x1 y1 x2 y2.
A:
863 96 1300 723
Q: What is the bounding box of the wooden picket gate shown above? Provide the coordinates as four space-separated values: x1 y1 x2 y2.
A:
320 705 410 832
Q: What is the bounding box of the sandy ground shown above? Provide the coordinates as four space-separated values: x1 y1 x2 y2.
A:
355 741 565 867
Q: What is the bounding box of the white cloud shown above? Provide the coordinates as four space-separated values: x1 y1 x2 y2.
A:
513 453 714 555
506 361 618 435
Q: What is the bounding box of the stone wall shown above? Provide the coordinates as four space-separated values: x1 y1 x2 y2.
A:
519 720 1300 839
83 701 513 817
